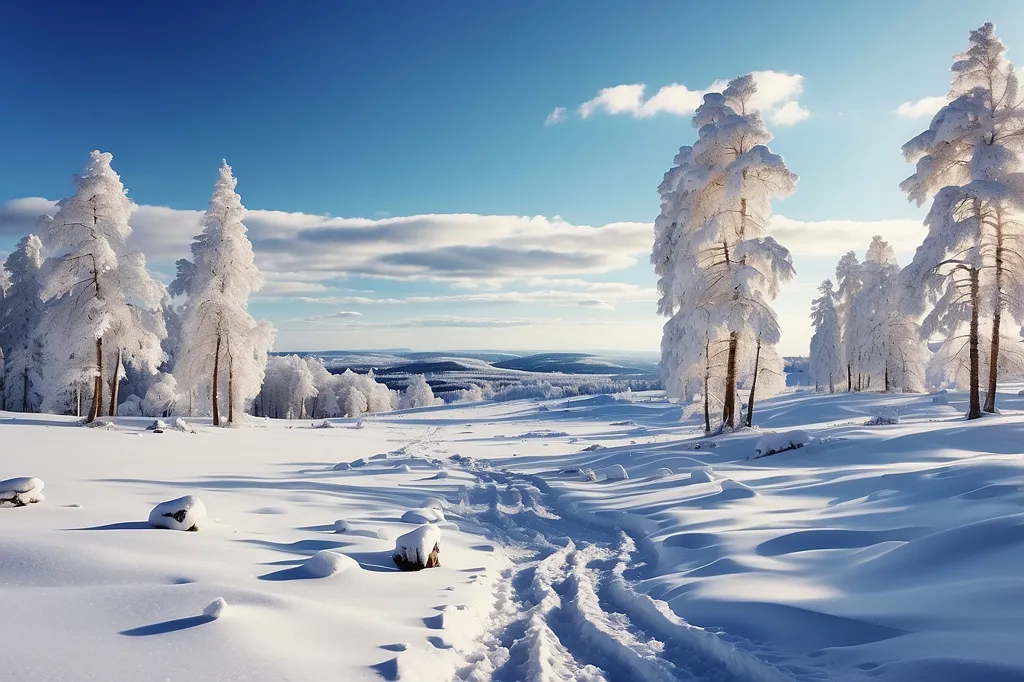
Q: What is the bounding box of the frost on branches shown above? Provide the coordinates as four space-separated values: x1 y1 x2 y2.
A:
809 280 843 393
172 161 274 426
901 22 1024 418
0 235 45 412
36 151 166 422
653 74 797 430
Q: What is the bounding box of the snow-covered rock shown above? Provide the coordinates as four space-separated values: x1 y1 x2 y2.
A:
313 420 336 429
580 468 597 482
147 420 169 431
0 477 45 507
865 411 900 426
303 550 358 578
653 467 674 479
350 458 368 468
689 469 714 483
203 598 227 619
333 519 350 533
395 464 412 473
604 464 628 481
432 470 449 480
148 495 206 531
420 496 445 510
401 507 445 524
172 418 193 432
752 430 811 459
393 524 441 571
332 461 352 471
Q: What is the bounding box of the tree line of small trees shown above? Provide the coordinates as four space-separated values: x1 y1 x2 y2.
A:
0 153 441 424
810 23 1024 420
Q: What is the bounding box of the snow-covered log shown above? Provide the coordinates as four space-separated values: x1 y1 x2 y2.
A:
148 495 206 531
752 430 811 459
393 524 441 571
0 477 44 507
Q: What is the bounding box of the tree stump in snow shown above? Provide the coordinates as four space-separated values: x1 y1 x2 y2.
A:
393 524 441 571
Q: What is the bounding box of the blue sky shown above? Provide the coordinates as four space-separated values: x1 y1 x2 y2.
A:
1 0 1022 354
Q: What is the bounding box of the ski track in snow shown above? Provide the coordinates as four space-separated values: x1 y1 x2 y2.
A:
405 427 797 682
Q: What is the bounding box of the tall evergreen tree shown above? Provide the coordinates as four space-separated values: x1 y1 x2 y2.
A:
0 235 46 412
173 161 274 425
809 280 843 393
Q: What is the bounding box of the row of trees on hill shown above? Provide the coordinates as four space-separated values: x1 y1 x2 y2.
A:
809 23 1024 420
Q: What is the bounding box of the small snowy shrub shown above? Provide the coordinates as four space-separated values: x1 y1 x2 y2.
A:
0 477 45 507
752 431 811 459
149 495 206 531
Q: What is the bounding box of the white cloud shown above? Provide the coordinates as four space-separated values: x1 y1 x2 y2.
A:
571 71 808 125
769 215 926 256
544 106 567 126
301 311 363 322
896 95 947 119
769 100 810 126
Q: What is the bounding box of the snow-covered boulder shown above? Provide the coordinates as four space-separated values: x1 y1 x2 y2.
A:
303 550 358 578
0 477 45 507
580 468 597 482
689 469 714 483
604 464 628 481
752 430 811 459
172 418 194 433
393 524 441 571
148 495 206 531
203 598 227 619
401 507 445 524
147 420 169 432
334 519 350 533
394 464 412 473
350 458 368 468
332 461 352 471
653 467 674 479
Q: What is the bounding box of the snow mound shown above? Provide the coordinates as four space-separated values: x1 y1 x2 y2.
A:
85 420 118 430
690 469 715 483
312 420 335 429
203 598 227 619
401 507 446 524
653 467 674 479
172 418 194 433
332 461 352 471
148 495 206 531
147 420 168 431
604 464 628 481
394 464 412 473
432 470 449 480
377 528 391 541
582 444 606 452
519 430 570 438
0 477 45 507
393 524 441 571
333 519 349 533
303 550 358 578
420 496 445 510
370 453 388 460
350 458 368 468
721 479 755 493
752 430 811 459
580 468 597 482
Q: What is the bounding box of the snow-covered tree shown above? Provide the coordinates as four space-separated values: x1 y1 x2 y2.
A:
653 74 797 428
142 373 178 418
36 152 166 421
173 161 274 425
901 22 1024 416
399 375 442 409
304 356 342 418
0 235 45 412
809 280 843 393
834 251 865 391
856 237 927 392
256 355 316 419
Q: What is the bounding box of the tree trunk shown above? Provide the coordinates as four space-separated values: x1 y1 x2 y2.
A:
227 351 234 424
884 364 890 393
847 363 852 392
22 368 29 413
75 386 81 418
968 267 982 420
108 349 121 417
212 335 222 426
703 339 711 434
745 338 761 428
829 373 834 395
984 212 1004 413
723 333 738 428
87 338 103 423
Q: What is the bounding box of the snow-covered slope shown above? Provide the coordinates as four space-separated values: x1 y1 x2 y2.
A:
3 387 1024 681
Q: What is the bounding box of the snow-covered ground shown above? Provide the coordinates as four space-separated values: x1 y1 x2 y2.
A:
3 388 1024 681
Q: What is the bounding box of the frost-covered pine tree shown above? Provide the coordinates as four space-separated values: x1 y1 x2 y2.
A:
809 280 843 393
399 375 442 409
902 22 1024 415
653 75 797 428
37 152 166 421
0 235 45 412
856 237 927 392
834 251 864 391
173 161 274 425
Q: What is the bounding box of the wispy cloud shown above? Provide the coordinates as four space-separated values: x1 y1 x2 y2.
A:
544 106 567 126
569 71 809 126
770 215 925 256
895 95 947 119
301 311 363 322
